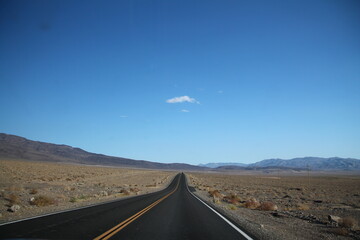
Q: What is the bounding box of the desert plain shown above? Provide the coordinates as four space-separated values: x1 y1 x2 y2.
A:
187 171 360 239
0 159 176 223
1 159 360 239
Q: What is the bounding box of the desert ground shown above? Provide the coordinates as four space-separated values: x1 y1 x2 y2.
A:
0 159 176 223
2 159 359 239
187 171 360 239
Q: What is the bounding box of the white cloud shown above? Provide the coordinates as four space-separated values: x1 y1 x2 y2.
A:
218 90 224 94
120 115 128 118
181 109 190 112
166 96 199 104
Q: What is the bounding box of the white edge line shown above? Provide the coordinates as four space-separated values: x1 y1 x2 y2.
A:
0 174 179 227
184 174 254 240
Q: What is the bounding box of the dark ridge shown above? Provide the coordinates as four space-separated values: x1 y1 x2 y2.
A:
0 133 207 171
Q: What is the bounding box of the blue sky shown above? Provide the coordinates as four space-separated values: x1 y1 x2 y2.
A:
1 0 359 164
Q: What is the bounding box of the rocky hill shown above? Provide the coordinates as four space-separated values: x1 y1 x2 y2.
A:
0 133 206 171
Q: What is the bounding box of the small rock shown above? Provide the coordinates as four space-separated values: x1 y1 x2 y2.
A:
260 224 264 229
328 215 342 224
30 197 35 202
8 205 21 212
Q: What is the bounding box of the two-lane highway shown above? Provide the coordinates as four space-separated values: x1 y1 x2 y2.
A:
0 173 253 240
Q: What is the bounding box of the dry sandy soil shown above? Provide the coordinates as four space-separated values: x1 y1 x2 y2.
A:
187 171 360 240
2 159 359 239
0 159 176 224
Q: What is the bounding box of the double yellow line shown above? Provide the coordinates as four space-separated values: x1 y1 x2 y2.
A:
93 175 180 240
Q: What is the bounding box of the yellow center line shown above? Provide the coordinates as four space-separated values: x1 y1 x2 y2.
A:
93 175 181 240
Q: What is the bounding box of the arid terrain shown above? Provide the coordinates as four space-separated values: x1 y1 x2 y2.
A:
0 159 176 223
1 159 360 239
187 172 360 239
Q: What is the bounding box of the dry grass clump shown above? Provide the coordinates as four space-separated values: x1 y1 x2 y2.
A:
259 201 278 211
339 217 357 229
244 198 261 209
30 195 55 206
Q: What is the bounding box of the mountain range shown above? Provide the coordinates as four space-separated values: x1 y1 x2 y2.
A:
249 157 360 171
0 133 205 171
201 157 360 171
1 133 359 171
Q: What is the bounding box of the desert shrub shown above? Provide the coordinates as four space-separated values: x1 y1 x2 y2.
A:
208 190 223 198
209 190 223 203
6 194 19 204
30 195 55 206
259 202 278 211
69 195 87 203
130 188 140 193
120 189 130 195
244 198 261 209
29 189 38 194
340 217 357 229
224 193 241 205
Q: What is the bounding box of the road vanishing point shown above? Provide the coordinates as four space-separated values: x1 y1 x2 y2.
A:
0 173 254 240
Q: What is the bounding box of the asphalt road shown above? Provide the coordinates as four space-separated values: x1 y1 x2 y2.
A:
0 173 253 240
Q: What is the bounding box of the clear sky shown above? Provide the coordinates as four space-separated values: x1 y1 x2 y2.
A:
1 0 359 164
